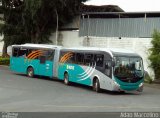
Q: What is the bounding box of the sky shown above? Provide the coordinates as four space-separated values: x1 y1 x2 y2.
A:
85 0 160 12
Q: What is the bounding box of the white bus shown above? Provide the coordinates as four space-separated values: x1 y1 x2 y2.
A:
10 44 144 92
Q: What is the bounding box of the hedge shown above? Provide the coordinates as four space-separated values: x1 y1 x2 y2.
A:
0 58 10 65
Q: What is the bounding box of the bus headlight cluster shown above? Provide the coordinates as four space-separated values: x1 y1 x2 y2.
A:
114 81 120 87
139 83 143 87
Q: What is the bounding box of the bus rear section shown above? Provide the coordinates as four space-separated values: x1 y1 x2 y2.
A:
10 45 55 78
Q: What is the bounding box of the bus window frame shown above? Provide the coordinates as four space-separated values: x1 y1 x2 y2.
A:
94 54 104 67
75 53 85 65
12 47 19 57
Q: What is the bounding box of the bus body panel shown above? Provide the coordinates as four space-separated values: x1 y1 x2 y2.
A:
58 63 92 86
38 60 53 77
10 57 26 74
10 57 54 77
58 63 115 90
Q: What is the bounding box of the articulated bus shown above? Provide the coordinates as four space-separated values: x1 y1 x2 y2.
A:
10 44 144 92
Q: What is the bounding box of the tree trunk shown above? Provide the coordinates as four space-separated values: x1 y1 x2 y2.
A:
2 41 7 57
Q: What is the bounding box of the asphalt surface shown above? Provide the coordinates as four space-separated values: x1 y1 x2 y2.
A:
0 66 160 112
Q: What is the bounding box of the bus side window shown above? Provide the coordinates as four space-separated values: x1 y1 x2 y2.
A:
18 48 28 57
27 49 40 59
94 54 104 67
40 56 46 64
84 54 93 65
76 53 84 65
67 53 76 63
105 61 112 77
59 51 74 63
47 50 54 61
13 48 19 57
27 49 32 56
59 51 66 63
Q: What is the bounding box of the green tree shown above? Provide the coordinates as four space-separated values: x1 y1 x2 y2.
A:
1 0 87 57
1 0 24 57
148 30 160 79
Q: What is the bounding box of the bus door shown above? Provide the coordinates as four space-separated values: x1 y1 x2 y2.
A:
104 60 112 78
38 50 54 77
11 47 27 73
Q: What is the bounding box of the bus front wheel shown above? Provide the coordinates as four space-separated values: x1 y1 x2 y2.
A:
64 73 69 85
93 79 101 92
27 67 34 78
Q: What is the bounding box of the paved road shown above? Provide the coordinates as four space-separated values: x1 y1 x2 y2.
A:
0 66 160 112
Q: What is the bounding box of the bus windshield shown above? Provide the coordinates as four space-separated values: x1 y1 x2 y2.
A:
114 56 144 78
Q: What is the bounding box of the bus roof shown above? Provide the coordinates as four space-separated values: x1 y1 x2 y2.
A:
12 44 62 49
12 44 140 57
62 47 139 57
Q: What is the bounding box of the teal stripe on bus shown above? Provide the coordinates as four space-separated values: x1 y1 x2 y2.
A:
10 57 53 77
58 63 92 86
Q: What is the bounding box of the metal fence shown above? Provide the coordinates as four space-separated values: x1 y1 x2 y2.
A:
79 17 160 37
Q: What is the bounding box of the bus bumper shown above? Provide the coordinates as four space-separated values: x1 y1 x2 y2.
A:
112 81 143 92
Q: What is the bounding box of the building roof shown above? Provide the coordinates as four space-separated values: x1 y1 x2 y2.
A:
79 11 160 38
60 4 124 30
81 12 160 18
80 4 124 13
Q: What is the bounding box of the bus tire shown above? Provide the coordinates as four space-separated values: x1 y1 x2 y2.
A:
64 73 69 85
93 78 101 92
27 67 34 78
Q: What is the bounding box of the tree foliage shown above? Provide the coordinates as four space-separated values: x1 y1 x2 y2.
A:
148 30 160 79
1 0 87 56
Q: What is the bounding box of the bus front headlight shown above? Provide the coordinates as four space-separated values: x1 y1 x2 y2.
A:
139 83 143 87
137 83 143 92
114 81 120 87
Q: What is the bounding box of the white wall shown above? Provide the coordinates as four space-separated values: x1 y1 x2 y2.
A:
0 41 3 56
50 31 154 78
50 31 84 47
0 35 4 56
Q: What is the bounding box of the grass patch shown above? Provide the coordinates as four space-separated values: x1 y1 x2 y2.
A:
0 57 10 65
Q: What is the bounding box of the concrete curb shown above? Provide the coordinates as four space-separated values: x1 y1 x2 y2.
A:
0 65 9 68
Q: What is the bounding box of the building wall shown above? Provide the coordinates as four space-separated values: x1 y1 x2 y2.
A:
0 41 3 56
50 31 154 78
88 37 153 77
0 35 4 56
50 31 84 47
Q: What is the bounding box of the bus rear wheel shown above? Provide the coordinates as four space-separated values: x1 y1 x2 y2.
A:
64 73 69 85
27 67 34 78
93 79 101 92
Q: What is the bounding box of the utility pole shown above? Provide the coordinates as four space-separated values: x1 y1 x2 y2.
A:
55 8 58 45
